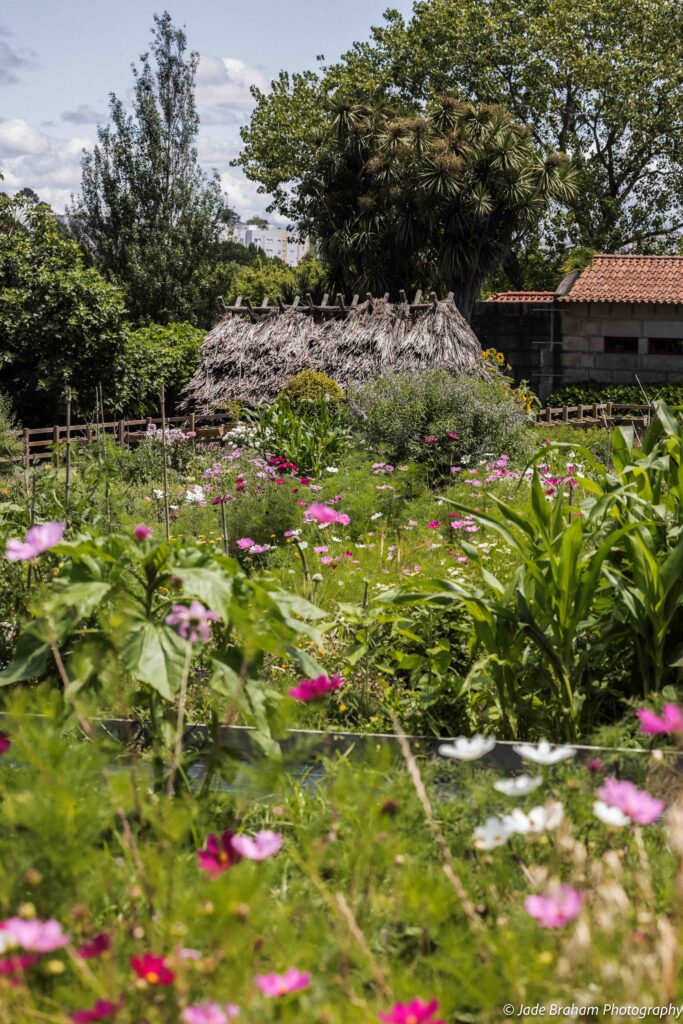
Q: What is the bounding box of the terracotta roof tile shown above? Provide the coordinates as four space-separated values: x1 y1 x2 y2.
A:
487 291 555 303
561 255 683 305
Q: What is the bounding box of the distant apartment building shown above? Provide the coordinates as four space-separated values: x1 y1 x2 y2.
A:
228 221 310 267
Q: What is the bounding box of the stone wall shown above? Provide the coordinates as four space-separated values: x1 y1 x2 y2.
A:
471 300 561 400
560 303 683 387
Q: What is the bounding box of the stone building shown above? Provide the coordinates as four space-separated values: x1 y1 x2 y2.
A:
474 255 683 400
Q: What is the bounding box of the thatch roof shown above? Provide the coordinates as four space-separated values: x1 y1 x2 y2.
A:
182 294 484 411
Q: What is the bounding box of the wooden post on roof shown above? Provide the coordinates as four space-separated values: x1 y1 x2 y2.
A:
350 294 359 307
306 293 315 314
276 297 285 312
244 298 256 321
292 295 300 308
430 291 438 309
217 296 226 313
366 292 374 313
336 293 346 313
447 291 454 301
412 289 422 306
260 297 269 309
399 289 408 305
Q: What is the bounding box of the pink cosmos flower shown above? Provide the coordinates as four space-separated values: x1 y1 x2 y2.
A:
427 521 441 529
525 885 583 928
596 778 664 825
236 537 255 550
3 917 68 952
231 830 283 861
637 705 683 736
379 998 444 1023
78 933 111 959
130 953 175 986
197 831 243 877
134 524 151 541
248 544 270 555
5 521 65 562
71 1000 120 1023
313 546 329 554
182 1003 240 1024
0 732 10 755
289 675 344 701
304 503 349 525
255 968 310 997
166 600 219 644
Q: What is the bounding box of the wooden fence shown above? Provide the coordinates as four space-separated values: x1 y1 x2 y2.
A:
13 411 230 466
535 402 652 429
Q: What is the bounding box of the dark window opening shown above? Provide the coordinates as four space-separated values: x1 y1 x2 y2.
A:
604 336 638 354
648 338 683 356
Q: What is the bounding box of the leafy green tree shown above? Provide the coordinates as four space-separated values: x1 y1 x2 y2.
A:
0 193 128 425
239 0 683 285
228 253 328 304
69 12 235 326
288 99 576 316
114 321 205 416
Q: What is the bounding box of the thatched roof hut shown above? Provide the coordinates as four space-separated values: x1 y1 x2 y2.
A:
182 292 483 412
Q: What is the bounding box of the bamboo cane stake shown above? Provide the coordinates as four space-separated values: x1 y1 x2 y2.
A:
160 385 171 542
65 388 72 522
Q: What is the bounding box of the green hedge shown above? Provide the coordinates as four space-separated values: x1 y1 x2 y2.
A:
114 321 204 416
547 381 683 408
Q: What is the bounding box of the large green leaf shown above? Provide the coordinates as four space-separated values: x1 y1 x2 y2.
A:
120 621 188 700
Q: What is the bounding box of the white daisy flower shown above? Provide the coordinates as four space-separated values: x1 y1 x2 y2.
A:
474 816 510 850
494 775 542 797
512 740 576 765
593 800 630 828
439 734 496 761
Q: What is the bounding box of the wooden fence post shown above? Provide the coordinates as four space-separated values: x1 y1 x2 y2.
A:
53 424 60 467
117 420 125 444
65 389 72 521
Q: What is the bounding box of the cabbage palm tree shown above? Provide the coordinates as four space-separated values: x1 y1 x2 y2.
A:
297 97 577 317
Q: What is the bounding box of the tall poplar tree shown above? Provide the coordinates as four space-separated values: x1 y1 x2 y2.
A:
69 12 234 325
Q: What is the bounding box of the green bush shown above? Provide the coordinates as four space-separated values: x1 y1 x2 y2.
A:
114 321 205 416
278 369 345 407
0 393 22 469
548 381 683 408
349 370 533 463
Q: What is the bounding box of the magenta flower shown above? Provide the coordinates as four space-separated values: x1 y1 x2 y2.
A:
236 537 255 550
0 732 10 755
3 917 68 952
197 831 243 877
427 521 440 529
78 933 111 959
0 952 41 976
637 705 683 736
379 998 444 1023
304 503 349 525
231 830 283 861
289 674 344 702
166 600 219 644
182 1003 240 1024
130 953 175 986
134 524 151 541
596 778 664 825
71 1000 120 1023
525 885 583 928
255 967 310 997
5 521 65 562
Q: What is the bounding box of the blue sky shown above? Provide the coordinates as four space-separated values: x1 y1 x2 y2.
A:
0 0 413 217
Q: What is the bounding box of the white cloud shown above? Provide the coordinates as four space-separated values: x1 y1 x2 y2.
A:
0 119 89 211
0 118 50 157
61 104 106 125
196 54 268 124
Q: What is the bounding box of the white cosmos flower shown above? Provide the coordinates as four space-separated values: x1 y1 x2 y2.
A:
494 775 542 797
326 467 339 474
593 800 630 828
474 816 510 850
512 739 576 765
370 512 383 520
502 801 564 835
439 734 496 761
